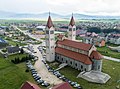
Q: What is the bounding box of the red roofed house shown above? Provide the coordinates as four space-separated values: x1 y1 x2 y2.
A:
52 82 73 89
21 81 41 89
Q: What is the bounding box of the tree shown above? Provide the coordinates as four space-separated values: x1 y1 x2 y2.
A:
87 27 101 33
20 48 24 54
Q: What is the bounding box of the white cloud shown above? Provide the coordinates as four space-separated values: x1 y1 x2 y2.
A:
0 0 120 16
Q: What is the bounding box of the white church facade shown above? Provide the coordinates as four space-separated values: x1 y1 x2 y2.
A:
45 15 110 83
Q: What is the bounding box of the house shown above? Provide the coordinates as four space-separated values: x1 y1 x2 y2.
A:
0 38 8 49
106 34 120 45
45 14 110 83
83 36 105 47
36 26 46 31
21 81 41 89
7 46 20 54
0 29 5 35
52 82 73 89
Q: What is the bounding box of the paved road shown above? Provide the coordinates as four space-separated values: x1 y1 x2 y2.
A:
23 45 63 85
13 26 63 85
103 56 120 62
12 26 41 41
33 45 63 85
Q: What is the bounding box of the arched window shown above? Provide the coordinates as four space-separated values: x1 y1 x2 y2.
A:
98 65 100 70
75 63 77 67
69 28 72 31
62 58 63 61
81 65 83 69
66 60 67 63
84 68 86 71
70 61 72 64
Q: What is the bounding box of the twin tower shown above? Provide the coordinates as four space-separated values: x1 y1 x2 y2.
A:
45 15 76 62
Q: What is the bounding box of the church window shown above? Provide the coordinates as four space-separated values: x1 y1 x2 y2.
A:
98 65 100 70
62 58 63 61
50 30 54 34
75 63 77 66
81 65 83 69
69 28 72 31
73 28 76 31
58 56 59 59
70 61 72 64
84 68 86 71
46 30 49 34
66 60 67 63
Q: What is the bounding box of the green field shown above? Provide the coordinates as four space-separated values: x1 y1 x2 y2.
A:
0 54 37 89
49 59 120 89
97 46 120 59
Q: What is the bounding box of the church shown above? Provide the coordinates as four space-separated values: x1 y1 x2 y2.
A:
45 15 110 83
45 15 102 72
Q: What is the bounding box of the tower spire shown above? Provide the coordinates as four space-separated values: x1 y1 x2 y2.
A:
46 12 54 29
49 11 50 16
69 13 75 26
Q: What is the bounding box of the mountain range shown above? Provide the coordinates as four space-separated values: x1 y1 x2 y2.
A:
0 11 120 19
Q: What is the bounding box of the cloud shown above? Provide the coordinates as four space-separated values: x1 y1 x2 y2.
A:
0 0 120 16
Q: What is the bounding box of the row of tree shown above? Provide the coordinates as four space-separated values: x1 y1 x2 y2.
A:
11 55 34 64
87 27 120 33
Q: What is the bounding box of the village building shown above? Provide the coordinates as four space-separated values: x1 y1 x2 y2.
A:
83 36 106 47
0 38 8 49
105 34 120 45
7 46 20 54
45 15 110 83
52 82 73 89
21 81 41 89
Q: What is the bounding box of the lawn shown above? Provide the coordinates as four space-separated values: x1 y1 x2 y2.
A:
49 60 120 89
7 40 27 46
0 53 46 89
97 46 120 59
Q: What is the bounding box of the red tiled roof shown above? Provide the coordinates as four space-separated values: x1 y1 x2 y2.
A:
21 81 41 89
55 47 92 65
52 82 73 89
46 16 54 29
56 39 93 51
69 16 75 26
90 51 103 60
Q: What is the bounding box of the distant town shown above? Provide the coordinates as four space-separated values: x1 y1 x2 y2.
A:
0 14 120 89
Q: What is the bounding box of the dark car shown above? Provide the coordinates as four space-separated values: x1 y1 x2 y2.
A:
41 82 50 87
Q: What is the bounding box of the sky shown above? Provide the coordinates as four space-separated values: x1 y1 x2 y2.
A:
0 0 120 16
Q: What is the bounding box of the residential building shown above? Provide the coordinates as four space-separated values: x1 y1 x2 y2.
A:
52 82 73 89
106 34 120 45
21 81 41 89
7 46 20 54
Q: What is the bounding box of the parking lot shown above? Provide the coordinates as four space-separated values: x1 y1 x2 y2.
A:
33 45 63 85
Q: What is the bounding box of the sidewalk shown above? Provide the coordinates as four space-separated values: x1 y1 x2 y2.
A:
103 56 120 62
